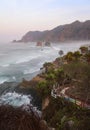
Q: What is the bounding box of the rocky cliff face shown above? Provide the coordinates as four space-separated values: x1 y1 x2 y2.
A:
18 20 90 42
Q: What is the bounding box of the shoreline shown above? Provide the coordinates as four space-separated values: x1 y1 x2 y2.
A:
0 43 90 110
0 45 90 130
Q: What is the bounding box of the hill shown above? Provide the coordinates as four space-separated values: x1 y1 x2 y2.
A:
17 20 90 42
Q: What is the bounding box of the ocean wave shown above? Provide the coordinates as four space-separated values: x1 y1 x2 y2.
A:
15 55 40 64
0 92 32 107
0 77 9 84
1 64 10 67
24 68 40 74
52 46 61 51
12 76 16 80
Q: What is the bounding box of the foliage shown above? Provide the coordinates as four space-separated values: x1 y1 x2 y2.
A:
45 72 56 87
79 46 88 54
63 61 90 103
85 52 90 63
43 62 54 73
37 80 51 99
65 52 74 62
59 50 64 56
43 97 90 130
54 68 65 86
35 47 90 130
73 51 82 60
41 47 90 130
65 51 82 62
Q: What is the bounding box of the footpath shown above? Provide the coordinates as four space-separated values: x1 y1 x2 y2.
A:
51 87 90 109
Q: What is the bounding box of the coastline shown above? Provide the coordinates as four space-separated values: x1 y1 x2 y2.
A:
0 44 90 109
0 45 90 130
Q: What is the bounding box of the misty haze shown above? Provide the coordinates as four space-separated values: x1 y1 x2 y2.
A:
0 0 90 130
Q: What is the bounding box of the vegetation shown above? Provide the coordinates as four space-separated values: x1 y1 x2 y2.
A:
43 97 90 130
36 66 71 99
37 45 90 130
0 105 47 130
18 45 90 130
43 62 54 73
79 46 88 54
85 51 90 63
63 61 90 103
36 80 51 99
64 51 82 62
36 45 90 101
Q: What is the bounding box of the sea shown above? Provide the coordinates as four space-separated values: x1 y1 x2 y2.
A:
0 41 89 108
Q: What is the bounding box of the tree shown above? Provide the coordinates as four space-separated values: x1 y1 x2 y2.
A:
43 62 54 73
55 68 65 87
65 52 74 62
85 52 90 63
73 51 82 61
59 50 64 56
77 64 90 104
79 46 88 54
63 62 90 104
37 80 51 98
58 50 64 65
45 72 56 88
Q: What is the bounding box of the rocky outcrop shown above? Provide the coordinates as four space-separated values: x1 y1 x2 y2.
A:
0 81 42 110
17 20 90 42
0 105 53 130
42 97 50 110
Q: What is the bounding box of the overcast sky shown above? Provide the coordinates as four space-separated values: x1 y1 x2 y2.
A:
0 0 90 42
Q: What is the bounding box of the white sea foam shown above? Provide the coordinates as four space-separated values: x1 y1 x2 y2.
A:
0 41 89 84
24 68 40 74
16 57 33 64
0 92 32 107
1 64 10 67
12 76 16 80
15 55 39 64
52 46 60 51
0 77 9 84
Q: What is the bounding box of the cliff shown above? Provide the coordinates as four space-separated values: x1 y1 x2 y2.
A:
18 20 90 42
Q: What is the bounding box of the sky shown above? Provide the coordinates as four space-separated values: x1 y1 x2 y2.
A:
0 0 90 42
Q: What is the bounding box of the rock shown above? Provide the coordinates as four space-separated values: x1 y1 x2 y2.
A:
68 120 74 128
39 120 55 130
42 97 50 110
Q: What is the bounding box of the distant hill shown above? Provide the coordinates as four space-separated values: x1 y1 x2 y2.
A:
16 20 90 42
